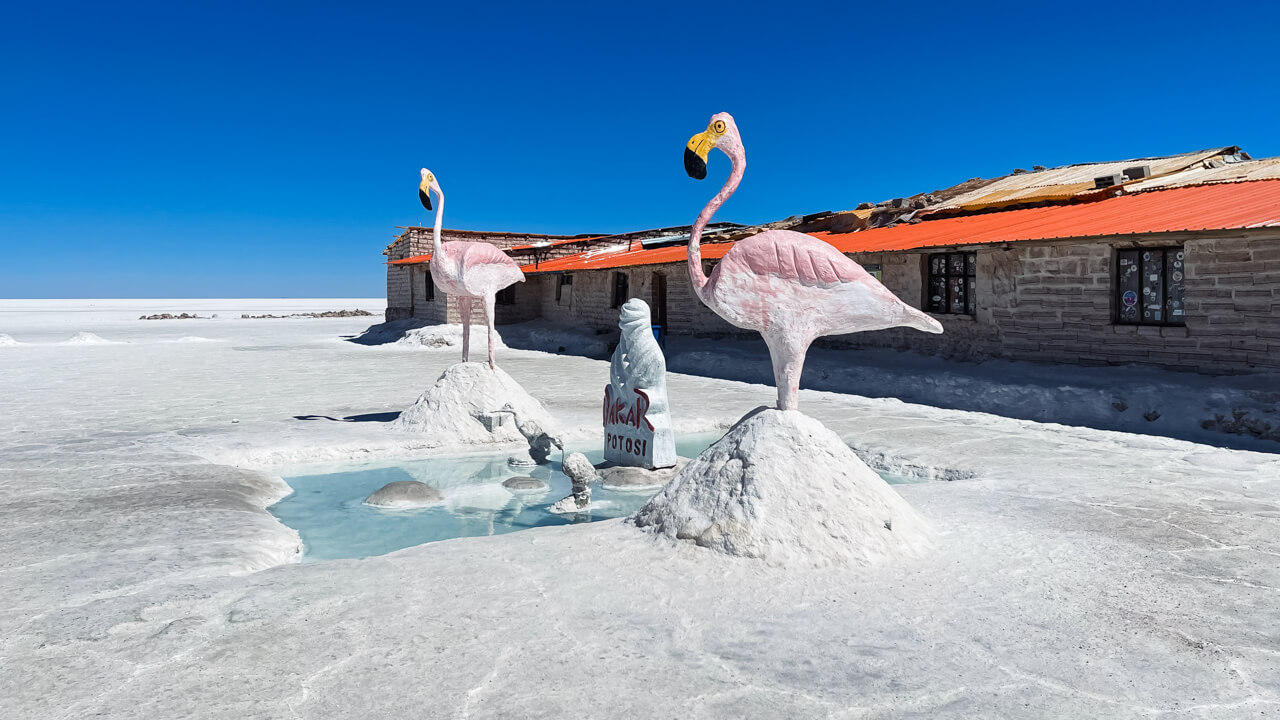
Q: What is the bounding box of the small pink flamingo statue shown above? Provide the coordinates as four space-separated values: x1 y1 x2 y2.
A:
683 113 943 411
418 168 524 369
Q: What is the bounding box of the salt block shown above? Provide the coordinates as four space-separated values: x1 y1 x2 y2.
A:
598 460 687 491
632 408 933 567
364 480 444 509
392 362 556 447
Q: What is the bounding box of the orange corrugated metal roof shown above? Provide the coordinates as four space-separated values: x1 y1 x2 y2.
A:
388 254 431 265
819 179 1280 253
520 242 737 274
521 180 1280 273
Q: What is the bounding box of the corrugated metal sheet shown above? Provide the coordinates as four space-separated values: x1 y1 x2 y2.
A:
523 180 1280 273
820 179 1280 253
521 242 736 274
506 236 603 251
388 254 431 265
930 147 1236 212
1124 156 1280 193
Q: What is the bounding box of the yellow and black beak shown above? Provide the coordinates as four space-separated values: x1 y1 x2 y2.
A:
684 131 712 180
418 179 432 211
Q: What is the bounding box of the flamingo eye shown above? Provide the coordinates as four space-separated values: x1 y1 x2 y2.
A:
712 120 726 134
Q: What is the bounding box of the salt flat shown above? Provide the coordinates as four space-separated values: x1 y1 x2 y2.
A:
2 300 1278 719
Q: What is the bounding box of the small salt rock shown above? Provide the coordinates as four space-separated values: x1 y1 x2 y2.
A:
231 419 239 424
508 455 537 468
502 476 548 492
364 480 444 508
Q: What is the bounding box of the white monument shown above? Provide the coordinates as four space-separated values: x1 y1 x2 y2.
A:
603 299 676 469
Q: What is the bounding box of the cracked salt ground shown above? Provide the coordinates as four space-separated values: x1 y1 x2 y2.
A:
2 299 1280 718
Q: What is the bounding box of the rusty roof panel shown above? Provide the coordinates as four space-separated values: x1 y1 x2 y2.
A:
930 148 1238 212
1125 156 1280 193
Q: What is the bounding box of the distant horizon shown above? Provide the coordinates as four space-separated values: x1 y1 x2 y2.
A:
0 296 387 301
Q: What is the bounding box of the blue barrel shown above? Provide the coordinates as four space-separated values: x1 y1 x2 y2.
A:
651 324 666 348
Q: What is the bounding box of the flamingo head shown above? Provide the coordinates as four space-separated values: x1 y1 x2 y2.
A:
418 168 439 211
684 112 743 180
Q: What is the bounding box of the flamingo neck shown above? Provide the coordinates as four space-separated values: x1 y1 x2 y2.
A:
431 188 445 258
688 144 745 294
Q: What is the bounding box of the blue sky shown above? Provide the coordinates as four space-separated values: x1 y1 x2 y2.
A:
2 1 1277 298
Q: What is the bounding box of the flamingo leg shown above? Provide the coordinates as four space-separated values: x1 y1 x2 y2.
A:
764 332 813 411
483 292 497 370
457 296 473 363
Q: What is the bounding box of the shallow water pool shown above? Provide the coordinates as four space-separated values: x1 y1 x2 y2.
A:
270 432 916 561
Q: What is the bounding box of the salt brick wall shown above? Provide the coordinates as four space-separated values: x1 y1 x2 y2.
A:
385 224 1280 374
818 232 1280 373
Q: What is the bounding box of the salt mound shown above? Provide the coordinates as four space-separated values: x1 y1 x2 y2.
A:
61 332 119 345
396 324 506 351
364 480 444 509
0 334 19 346
392 362 556 447
632 408 933 567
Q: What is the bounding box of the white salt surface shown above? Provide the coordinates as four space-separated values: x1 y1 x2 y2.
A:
2 299 1279 718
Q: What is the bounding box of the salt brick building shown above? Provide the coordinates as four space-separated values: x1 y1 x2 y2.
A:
383 149 1280 375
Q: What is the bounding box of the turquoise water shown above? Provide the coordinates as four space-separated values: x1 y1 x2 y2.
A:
270 432 917 561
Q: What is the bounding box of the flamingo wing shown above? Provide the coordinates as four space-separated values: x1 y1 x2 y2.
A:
452 242 525 296
721 230 873 288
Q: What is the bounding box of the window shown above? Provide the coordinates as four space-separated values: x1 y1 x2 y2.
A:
611 272 629 309
927 252 976 315
424 272 435 302
496 285 516 306
556 273 573 304
1115 247 1185 326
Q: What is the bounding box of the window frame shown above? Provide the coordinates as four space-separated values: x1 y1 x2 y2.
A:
926 251 977 316
424 271 435 302
611 272 629 309
556 273 573 304
1114 246 1185 327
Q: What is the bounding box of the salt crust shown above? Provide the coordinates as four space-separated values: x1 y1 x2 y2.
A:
633 407 933 567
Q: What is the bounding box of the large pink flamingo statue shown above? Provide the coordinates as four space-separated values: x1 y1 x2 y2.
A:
418 168 524 369
683 113 943 411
